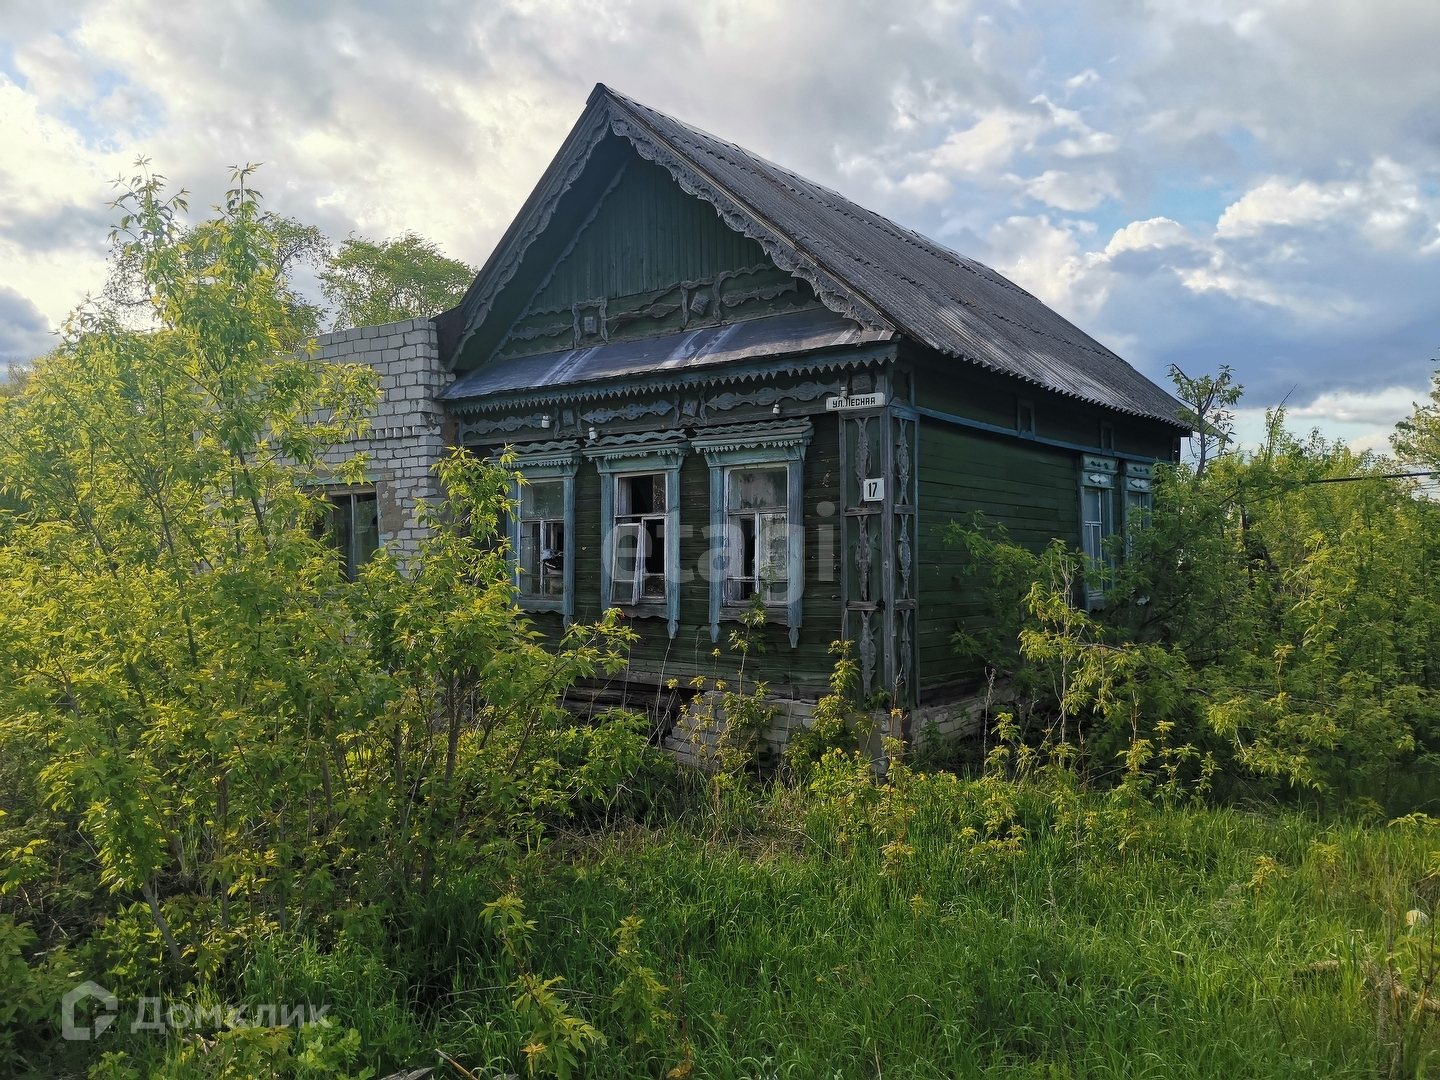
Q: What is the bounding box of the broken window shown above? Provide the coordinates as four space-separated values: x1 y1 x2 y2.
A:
691 418 811 647
612 472 668 605
501 448 580 620
517 480 566 599
725 466 789 604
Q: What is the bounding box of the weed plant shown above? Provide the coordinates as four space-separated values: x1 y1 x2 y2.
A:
26 747 1440 1080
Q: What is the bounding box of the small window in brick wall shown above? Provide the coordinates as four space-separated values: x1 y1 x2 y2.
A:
324 490 380 582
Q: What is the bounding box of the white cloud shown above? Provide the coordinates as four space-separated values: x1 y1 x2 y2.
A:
1231 385 1426 455
1019 169 1120 211
1289 385 1425 428
1105 217 1204 257
0 0 1439 445
930 107 1053 175
1216 158 1426 247
985 214 1111 320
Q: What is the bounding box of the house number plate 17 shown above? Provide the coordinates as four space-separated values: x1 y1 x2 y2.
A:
862 477 885 502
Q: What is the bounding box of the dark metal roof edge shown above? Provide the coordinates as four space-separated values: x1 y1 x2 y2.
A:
451 83 1186 429
601 91 898 337
599 88 1186 429
446 340 897 414
919 343 1188 430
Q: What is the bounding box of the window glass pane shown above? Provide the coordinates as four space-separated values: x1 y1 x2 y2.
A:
354 494 380 569
758 513 789 579
541 521 564 597
612 522 640 604
617 473 662 516
522 480 565 519
333 496 353 576
519 521 541 595
727 468 786 511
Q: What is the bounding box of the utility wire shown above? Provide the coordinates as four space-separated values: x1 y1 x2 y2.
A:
1301 471 1438 485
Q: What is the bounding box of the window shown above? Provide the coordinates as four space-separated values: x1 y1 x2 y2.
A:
1081 486 1110 564
1099 421 1115 451
587 434 687 637
725 467 790 604
692 419 812 648
1017 399 1036 435
326 490 380 581
499 443 580 621
612 472 668 605
518 480 566 599
1122 461 1154 552
1079 456 1117 608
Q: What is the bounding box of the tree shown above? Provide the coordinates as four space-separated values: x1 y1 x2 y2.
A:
320 232 474 329
1169 364 1242 476
1390 355 1440 467
0 162 647 1006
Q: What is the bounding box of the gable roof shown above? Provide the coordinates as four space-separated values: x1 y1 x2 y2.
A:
445 84 1185 429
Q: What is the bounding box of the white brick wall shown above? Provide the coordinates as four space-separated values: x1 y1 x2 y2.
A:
315 317 453 561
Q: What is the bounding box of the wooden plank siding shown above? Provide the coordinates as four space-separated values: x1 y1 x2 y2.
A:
915 419 1080 697
530 158 772 313
911 354 1179 462
523 415 844 697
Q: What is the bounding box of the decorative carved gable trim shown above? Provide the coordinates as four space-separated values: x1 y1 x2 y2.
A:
451 91 895 370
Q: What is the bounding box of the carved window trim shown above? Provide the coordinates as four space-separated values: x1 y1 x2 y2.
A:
1079 454 1118 610
497 443 581 623
692 420 812 648
583 433 688 638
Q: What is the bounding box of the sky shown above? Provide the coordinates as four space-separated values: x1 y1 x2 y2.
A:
2 0 1439 451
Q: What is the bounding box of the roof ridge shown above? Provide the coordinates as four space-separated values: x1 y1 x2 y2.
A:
454 84 1183 427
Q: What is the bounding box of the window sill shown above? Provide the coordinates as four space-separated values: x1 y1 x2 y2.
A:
719 604 791 627
518 597 566 613
615 603 669 620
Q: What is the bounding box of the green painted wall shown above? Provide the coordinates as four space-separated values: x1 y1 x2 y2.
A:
915 419 1081 696
911 353 1180 461
533 159 770 310
492 158 817 362
520 416 844 697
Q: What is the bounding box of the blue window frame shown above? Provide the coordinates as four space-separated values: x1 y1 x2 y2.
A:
498 442 581 623
584 432 688 638
692 420 811 648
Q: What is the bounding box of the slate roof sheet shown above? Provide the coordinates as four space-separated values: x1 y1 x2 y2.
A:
448 85 1185 429
601 89 1184 428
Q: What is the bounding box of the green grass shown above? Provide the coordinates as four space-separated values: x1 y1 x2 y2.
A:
35 772 1440 1079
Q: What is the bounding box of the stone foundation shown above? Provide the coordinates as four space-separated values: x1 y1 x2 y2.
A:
663 682 1018 771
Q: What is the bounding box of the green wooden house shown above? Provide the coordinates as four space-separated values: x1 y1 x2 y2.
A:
430 85 1186 727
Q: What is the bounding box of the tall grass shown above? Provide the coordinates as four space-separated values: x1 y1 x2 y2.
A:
53 765 1440 1079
